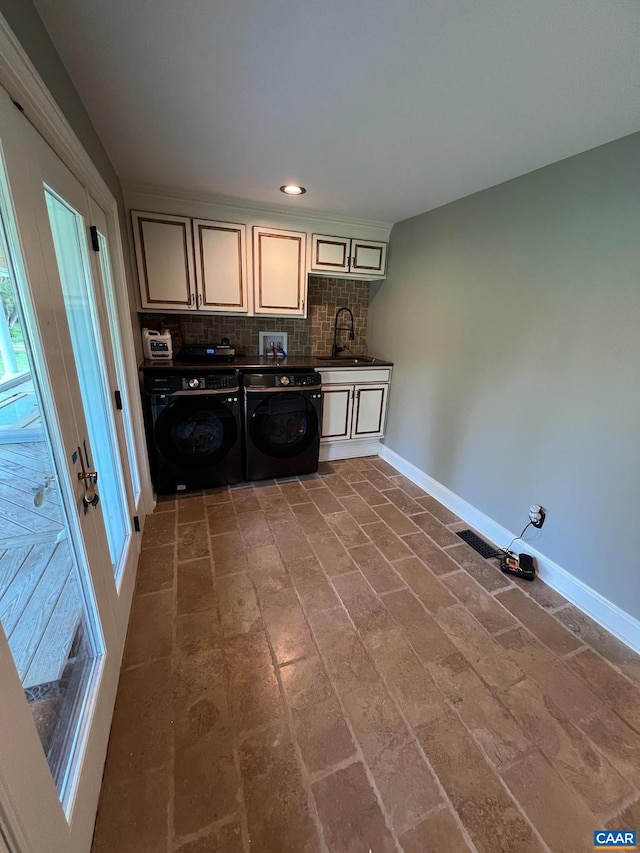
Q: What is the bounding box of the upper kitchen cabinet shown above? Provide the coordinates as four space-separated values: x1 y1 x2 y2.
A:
253 226 307 316
132 211 249 313
351 238 387 276
127 189 392 314
132 211 195 310
311 234 387 278
193 219 248 313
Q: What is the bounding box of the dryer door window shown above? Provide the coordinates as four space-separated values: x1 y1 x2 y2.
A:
155 397 238 467
249 393 319 459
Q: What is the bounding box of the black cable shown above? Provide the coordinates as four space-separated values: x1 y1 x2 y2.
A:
503 520 533 554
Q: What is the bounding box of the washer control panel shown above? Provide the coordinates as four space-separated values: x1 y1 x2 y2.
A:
144 369 239 395
181 374 238 391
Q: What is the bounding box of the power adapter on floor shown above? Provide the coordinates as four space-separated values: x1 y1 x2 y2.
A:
500 551 535 581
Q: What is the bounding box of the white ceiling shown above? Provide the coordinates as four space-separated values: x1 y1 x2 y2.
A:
33 0 640 223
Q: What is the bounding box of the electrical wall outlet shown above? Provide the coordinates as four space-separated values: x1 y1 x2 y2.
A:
529 504 546 529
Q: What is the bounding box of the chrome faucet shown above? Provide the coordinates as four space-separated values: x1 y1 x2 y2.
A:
331 306 355 357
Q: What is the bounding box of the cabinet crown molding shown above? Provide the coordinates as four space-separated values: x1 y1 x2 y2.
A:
123 181 393 233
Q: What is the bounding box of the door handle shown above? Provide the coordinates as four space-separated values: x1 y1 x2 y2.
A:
77 445 99 507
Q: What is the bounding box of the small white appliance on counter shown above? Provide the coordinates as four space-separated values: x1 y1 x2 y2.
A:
142 328 173 360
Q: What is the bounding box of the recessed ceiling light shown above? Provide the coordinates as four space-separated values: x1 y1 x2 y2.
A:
280 184 306 195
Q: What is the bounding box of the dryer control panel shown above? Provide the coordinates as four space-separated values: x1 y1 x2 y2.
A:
242 371 321 390
276 373 319 387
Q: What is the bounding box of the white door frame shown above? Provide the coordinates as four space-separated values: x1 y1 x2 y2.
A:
0 11 153 617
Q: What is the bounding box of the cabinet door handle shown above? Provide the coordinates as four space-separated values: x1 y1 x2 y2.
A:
301 298 305 311
197 293 202 307
189 293 195 306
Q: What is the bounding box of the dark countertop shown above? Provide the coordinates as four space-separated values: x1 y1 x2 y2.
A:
141 355 393 370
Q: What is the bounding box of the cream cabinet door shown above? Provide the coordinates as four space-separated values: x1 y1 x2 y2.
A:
321 385 353 440
131 211 195 309
311 233 387 277
193 219 248 313
351 239 387 276
253 226 307 315
352 383 388 438
311 233 350 273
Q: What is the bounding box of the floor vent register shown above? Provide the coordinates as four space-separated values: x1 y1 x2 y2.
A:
455 529 502 559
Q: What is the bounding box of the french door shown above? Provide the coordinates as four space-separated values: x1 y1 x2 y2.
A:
39 145 139 592
0 87 139 851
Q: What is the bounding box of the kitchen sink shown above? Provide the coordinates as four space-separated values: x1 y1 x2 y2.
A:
315 356 377 365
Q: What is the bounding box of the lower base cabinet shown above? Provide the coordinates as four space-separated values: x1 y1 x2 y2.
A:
319 368 391 460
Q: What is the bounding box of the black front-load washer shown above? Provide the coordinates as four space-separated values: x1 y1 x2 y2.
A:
142 368 242 493
242 370 322 481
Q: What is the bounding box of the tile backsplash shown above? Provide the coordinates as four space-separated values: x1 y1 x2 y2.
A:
140 275 370 356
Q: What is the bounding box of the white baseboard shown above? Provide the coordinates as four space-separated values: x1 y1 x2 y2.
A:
378 445 640 656
320 439 382 462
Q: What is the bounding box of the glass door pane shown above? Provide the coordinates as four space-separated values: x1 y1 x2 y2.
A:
0 189 103 804
91 210 141 508
0 244 40 442
44 189 131 580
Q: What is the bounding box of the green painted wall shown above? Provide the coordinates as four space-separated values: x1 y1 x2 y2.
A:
1 0 121 200
369 132 640 618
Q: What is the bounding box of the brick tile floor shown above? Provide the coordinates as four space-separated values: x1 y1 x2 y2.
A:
91 456 640 853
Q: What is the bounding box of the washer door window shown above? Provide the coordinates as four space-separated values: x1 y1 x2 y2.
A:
249 394 318 459
155 397 238 467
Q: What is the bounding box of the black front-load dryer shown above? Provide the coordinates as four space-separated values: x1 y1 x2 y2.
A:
242 370 322 481
142 368 242 493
